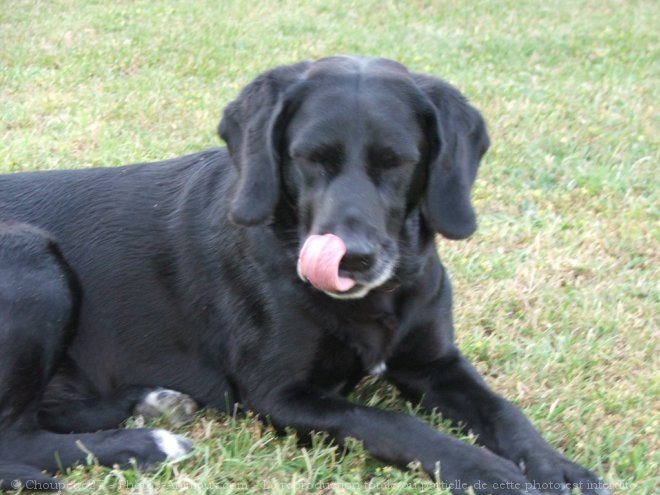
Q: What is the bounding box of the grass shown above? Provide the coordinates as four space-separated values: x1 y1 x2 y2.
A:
1 0 658 493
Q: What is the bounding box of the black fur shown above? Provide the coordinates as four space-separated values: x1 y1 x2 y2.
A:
0 56 608 495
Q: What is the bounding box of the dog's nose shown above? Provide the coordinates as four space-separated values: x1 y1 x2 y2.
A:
340 247 375 273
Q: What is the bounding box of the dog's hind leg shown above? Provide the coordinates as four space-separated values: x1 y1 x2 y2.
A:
0 222 82 490
38 383 198 432
0 223 191 491
0 223 80 433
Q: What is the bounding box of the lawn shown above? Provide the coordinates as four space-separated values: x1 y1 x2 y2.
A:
1 0 658 493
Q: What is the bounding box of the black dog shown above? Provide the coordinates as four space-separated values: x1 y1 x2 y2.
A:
0 56 609 494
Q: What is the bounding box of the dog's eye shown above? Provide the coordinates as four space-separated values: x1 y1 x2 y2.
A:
293 155 340 177
377 157 418 172
293 156 332 180
292 144 344 174
380 157 411 170
369 147 418 171
296 156 328 170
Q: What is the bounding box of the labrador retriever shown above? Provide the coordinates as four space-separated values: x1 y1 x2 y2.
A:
0 56 610 494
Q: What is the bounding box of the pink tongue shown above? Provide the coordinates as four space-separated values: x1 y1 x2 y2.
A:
298 234 356 293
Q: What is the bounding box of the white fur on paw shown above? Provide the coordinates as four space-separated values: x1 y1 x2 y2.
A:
369 362 387 376
134 388 198 426
152 429 192 460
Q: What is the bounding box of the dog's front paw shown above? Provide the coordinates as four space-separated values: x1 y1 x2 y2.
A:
520 450 611 495
92 428 193 470
150 429 193 461
134 388 198 426
437 445 541 495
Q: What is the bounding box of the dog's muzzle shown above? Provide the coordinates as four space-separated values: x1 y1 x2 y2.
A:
297 234 396 299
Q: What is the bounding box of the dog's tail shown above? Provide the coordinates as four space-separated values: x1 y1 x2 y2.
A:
0 462 61 492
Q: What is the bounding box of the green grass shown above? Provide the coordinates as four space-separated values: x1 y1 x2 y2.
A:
1 0 658 493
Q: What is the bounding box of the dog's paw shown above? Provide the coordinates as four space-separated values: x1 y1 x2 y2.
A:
134 388 198 427
521 451 611 495
92 428 193 470
151 429 193 461
436 445 542 495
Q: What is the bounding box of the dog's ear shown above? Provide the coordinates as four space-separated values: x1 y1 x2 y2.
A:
413 74 490 240
218 62 309 226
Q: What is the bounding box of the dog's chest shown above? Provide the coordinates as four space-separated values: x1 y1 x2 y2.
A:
308 293 398 393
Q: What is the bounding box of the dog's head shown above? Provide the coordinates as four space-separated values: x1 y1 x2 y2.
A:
219 56 489 299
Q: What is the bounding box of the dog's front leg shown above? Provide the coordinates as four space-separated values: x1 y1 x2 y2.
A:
388 351 611 495
252 386 537 495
